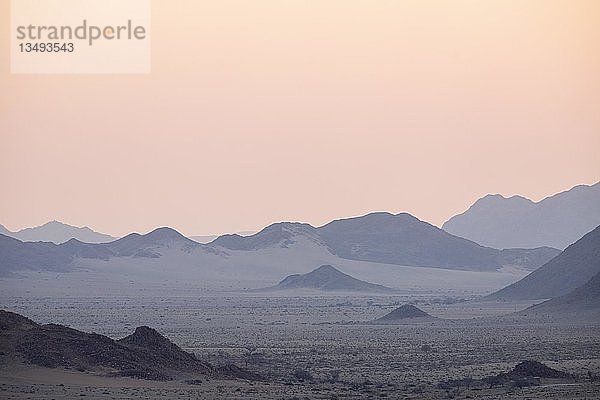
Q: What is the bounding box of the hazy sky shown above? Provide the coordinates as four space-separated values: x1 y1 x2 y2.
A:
1 0 599 237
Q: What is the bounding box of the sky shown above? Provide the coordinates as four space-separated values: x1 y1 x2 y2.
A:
1 0 599 237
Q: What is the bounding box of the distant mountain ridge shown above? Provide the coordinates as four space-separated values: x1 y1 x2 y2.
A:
107 227 200 258
443 182 600 250
0 227 211 275
1 212 560 276
487 225 600 301
212 223 319 251
211 212 559 271
261 265 396 293
0 220 115 244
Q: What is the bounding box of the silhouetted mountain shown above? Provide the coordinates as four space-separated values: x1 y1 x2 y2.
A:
106 227 199 257
318 212 558 270
443 182 600 250
117 326 204 371
211 223 319 250
374 304 434 323
0 220 116 244
263 265 395 293
0 234 108 275
0 310 257 381
487 225 600 300
56 239 115 260
0 214 559 275
211 212 558 271
0 227 206 274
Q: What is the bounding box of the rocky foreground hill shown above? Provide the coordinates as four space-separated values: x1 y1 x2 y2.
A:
0 310 258 381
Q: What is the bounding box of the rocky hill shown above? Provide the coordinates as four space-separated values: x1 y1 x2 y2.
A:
374 304 435 323
262 265 396 293
0 310 257 381
487 225 600 300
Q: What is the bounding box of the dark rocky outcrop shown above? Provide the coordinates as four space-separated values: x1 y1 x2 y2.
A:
483 361 572 388
0 310 257 381
509 361 572 379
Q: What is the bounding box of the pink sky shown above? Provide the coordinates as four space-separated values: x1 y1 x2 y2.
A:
1 0 599 236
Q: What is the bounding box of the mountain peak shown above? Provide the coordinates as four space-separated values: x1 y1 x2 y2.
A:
1 220 116 244
120 326 172 349
44 220 68 227
115 324 211 376
40 220 95 233
312 264 338 274
321 211 419 226
394 211 420 219
318 211 426 236
443 182 600 250
144 227 189 241
103 227 198 258
476 193 534 205
63 238 85 245
210 221 318 250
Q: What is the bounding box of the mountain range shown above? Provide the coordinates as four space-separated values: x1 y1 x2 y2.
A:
0 212 560 278
0 220 115 244
487 224 600 301
211 212 559 271
4 181 597 253
443 181 600 250
0 227 217 275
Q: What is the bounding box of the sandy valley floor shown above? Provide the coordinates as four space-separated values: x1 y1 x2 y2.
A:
1 293 599 399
